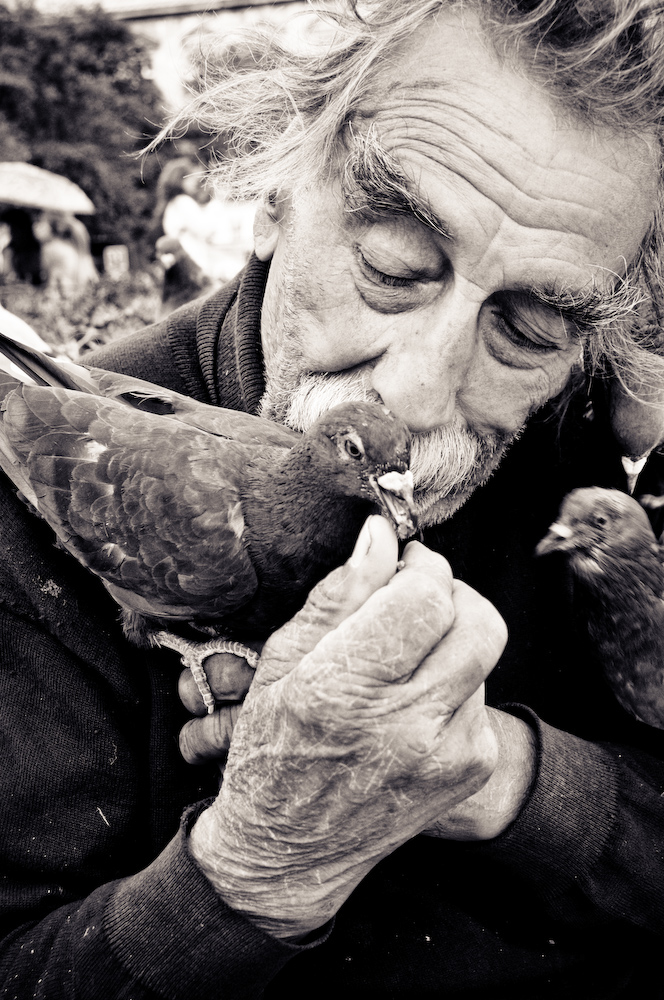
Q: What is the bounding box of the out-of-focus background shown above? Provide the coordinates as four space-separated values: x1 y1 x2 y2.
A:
0 0 314 357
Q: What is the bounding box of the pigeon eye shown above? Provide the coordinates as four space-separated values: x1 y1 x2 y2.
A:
344 438 364 459
595 515 608 527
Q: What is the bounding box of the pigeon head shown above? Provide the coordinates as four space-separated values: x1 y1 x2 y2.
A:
302 402 417 540
535 487 659 578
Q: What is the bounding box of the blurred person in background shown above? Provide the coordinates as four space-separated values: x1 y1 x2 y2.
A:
0 206 41 285
151 156 208 245
32 211 98 298
153 155 255 295
152 157 213 312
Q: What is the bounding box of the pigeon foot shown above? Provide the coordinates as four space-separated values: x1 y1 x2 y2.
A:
152 632 260 714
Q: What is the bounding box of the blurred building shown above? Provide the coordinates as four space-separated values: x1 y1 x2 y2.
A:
27 0 321 110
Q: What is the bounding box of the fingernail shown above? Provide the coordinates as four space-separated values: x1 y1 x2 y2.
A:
350 517 373 567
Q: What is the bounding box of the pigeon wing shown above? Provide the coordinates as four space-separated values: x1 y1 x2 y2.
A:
71 364 301 448
1 383 265 622
0 331 300 449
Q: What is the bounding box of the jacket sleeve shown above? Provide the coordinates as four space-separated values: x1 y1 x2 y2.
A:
86 276 243 406
480 707 664 933
84 302 200 397
0 606 311 1000
2 815 307 1000
0 473 313 1000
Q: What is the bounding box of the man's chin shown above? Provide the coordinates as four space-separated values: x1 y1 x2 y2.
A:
413 448 510 527
414 491 472 528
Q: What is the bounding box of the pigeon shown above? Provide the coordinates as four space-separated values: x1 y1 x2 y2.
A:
0 329 417 711
536 487 664 729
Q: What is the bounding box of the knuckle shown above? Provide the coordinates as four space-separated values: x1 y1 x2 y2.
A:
454 583 508 663
178 710 236 765
476 602 508 661
178 719 202 764
393 571 455 635
405 565 451 604
301 565 352 624
402 542 454 584
204 655 255 701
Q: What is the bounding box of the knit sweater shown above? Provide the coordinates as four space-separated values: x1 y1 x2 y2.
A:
1 256 663 999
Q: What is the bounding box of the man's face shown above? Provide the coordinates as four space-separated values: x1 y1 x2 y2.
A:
256 9 658 525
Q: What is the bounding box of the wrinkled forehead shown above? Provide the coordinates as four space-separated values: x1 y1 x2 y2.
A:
345 8 659 264
357 6 655 141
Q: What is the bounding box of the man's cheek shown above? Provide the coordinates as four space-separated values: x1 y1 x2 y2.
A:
300 309 392 374
461 355 577 434
526 352 580 412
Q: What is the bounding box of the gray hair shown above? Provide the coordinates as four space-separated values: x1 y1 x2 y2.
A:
156 0 664 396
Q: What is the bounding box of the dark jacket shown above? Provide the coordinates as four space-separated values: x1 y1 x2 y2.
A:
1 256 663 999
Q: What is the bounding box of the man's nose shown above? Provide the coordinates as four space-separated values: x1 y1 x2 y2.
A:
369 289 479 434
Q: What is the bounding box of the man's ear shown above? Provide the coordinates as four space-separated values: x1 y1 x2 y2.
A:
253 194 281 261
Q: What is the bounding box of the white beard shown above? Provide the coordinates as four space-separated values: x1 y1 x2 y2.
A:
260 366 517 527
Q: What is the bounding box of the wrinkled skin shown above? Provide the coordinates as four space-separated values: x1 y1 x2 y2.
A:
179 7 659 940
189 516 514 938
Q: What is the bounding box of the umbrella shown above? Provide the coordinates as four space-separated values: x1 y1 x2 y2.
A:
0 162 95 215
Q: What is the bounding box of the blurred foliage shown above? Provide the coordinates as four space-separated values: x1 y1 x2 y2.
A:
0 1 171 265
1 272 163 355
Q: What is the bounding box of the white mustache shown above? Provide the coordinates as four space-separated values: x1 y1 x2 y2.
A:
278 370 505 504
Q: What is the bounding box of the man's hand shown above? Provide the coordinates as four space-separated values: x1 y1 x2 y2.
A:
189 515 530 941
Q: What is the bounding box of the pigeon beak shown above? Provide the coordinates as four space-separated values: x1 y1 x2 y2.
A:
370 470 418 540
535 521 576 556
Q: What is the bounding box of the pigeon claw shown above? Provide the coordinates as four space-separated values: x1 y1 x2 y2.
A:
371 470 418 540
152 631 260 715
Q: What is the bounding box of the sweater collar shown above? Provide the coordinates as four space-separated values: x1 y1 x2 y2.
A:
194 254 269 415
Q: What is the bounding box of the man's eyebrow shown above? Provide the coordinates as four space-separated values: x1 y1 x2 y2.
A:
522 281 640 334
341 125 453 239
